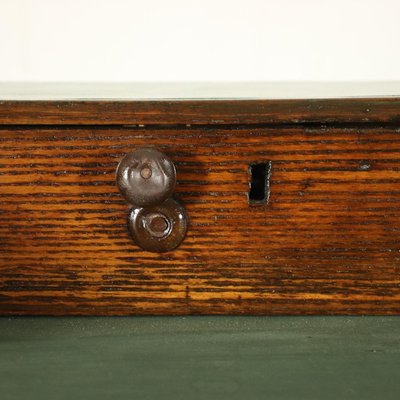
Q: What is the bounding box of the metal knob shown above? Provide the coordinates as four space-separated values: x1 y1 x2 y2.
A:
116 147 187 252
116 147 176 207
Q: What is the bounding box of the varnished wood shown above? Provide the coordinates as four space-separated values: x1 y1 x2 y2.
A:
1 124 400 315
1 98 400 125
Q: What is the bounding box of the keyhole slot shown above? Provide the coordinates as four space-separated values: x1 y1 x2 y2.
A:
248 161 272 205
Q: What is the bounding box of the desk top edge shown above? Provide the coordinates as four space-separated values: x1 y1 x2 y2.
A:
1 81 400 100
1 82 400 125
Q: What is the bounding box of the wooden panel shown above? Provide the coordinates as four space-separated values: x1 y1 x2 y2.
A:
1 98 400 125
0 125 400 315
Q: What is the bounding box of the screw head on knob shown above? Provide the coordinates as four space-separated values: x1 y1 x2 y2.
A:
116 147 176 207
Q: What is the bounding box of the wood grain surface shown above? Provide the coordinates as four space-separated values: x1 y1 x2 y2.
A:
1 98 400 125
1 124 400 315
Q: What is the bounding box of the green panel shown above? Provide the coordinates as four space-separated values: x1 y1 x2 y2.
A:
0 317 400 400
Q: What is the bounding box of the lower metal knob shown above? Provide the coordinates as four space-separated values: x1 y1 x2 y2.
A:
127 198 187 253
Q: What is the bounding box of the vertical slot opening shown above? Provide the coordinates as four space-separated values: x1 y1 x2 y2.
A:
248 161 271 205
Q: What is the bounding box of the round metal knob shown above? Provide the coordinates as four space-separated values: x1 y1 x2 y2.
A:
128 198 187 253
116 147 187 252
116 147 176 207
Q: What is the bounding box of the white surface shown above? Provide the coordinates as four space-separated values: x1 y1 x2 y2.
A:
1 0 400 82
1 82 400 100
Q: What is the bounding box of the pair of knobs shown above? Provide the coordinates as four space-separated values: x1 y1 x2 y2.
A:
116 148 187 252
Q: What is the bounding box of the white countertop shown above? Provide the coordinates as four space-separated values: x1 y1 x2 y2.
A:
1 82 400 100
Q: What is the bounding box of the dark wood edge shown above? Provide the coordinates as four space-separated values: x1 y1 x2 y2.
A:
0 98 400 125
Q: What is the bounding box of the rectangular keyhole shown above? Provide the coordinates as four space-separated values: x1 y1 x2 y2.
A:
248 161 272 205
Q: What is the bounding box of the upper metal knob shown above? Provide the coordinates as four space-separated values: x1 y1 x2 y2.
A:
116 147 176 207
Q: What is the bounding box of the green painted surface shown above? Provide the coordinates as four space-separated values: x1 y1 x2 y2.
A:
0 317 399 399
